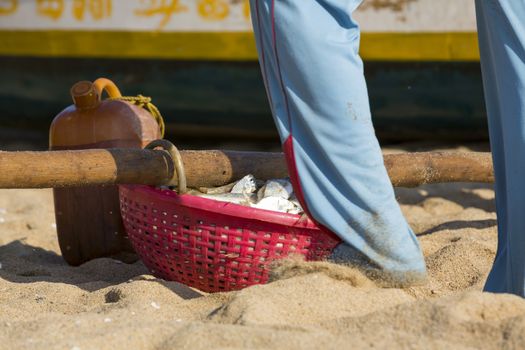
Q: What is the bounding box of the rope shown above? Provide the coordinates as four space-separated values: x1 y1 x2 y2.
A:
110 95 166 137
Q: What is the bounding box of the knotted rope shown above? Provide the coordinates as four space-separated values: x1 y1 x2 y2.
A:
110 95 166 137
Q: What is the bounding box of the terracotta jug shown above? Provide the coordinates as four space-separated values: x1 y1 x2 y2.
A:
50 78 162 265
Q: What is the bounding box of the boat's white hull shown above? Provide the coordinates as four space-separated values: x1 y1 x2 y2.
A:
0 0 479 61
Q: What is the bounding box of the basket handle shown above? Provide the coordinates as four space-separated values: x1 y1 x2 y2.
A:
145 140 187 194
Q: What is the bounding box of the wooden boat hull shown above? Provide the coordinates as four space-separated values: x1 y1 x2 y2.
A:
0 0 486 142
0 57 486 141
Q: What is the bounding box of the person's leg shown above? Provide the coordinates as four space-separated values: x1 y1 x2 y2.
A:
249 0 426 284
476 0 525 296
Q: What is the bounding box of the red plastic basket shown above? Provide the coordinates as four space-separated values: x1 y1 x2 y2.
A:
119 185 341 292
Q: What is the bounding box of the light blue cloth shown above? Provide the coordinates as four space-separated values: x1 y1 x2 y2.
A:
476 0 525 296
250 0 525 291
249 0 427 283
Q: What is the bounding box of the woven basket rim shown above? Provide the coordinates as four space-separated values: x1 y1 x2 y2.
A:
119 184 321 229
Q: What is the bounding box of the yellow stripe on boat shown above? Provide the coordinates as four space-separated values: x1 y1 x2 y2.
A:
361 32 479 62
0 30 480 61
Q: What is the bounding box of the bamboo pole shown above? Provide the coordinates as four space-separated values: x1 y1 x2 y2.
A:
0 149 494 189
384 151 494 187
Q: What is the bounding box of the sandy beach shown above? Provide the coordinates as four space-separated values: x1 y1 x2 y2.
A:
1 147 524 349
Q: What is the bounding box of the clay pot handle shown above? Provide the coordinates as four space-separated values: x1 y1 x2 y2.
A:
93 78 122 99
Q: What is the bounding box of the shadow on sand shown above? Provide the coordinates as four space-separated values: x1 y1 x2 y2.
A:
0 240 202 300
